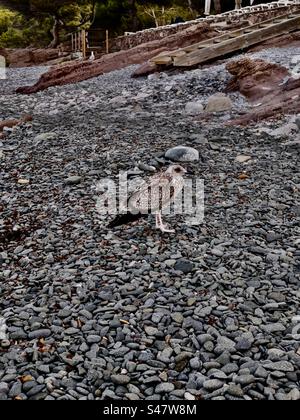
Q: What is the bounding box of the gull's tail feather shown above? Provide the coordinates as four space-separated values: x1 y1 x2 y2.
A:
108 212 144 228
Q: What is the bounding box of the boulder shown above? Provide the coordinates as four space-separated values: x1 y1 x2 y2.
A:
165 146 199 162
185 101 204 115
225 58 300 125
206 93 233 113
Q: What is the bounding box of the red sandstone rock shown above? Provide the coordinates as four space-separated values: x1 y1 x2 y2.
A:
0 115 32 134
17 23 218 94
224 58 300 125
0 48 63 68
131 62 159 78
226 57 289 102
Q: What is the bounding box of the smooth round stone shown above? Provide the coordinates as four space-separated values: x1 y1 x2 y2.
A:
65 176 82 185
110 375 130 385
155 383 175 393
203 379 224 391
185 101 204 116
165 146 199 162
174 259 194 273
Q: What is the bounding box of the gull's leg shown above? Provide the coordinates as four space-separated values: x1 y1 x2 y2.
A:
158 212 175 234
155 213 161 230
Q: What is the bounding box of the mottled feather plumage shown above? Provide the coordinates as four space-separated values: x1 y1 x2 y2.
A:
108 165 186 231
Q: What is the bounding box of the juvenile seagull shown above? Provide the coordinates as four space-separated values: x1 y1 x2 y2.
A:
108 165 187 233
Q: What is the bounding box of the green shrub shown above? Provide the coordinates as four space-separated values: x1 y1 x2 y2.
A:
0 7 52 48
0 7 17 34
0 27 25 48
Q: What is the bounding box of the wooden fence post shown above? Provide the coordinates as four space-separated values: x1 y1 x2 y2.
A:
82 30 87 58
106 30 109 54
76 32 79 52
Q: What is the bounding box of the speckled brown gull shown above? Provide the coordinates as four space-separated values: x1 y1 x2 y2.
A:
108 165 186 233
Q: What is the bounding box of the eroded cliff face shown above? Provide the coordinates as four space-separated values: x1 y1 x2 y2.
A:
0 48 62 68
16 23 218 95
4 0 300 129
226 57 300 125
226 58 289 102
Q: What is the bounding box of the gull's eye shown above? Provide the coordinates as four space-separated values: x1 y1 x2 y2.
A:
174 167 181 173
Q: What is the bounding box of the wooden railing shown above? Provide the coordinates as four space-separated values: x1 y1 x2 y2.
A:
71 29 109 58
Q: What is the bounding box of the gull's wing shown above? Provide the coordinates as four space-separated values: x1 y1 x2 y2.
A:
128 171 180 214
